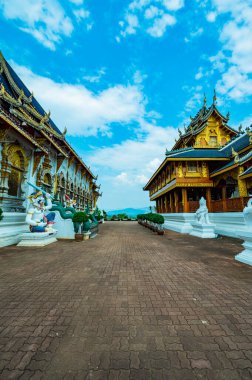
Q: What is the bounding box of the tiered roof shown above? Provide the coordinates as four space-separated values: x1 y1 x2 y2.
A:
172 93 237 150
0 52 96 180
143 94 251 190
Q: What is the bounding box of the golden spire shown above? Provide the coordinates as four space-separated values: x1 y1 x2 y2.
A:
232 147 239 163
213 89 217 105
203 93 207 106
62 126 67 137
0 83 5 95
28 92 33 103
18 89 24 103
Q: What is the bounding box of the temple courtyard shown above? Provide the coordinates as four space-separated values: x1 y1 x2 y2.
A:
0 222 252 380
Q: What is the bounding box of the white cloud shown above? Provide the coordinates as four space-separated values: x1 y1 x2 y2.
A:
0 0 74 50
90 122 178 209
12 62 146 137
195 67 203 80
146 158 162 173
147 13 176 37
183 85 203 113
209 0 252 102
185 27 204 43
91 124 177 176
82 68 106 83
239 114 252 129
133 70 148 84
144 6 161 19
120 14 139 37
73 8 90 23
0 0 92 50
69 0 83 4
206 11 217 22
163 0 184 11
115 172 132 185
118 0 184 39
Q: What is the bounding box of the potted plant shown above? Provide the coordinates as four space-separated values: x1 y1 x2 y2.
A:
72 212 84 241
82 213 91 240
72 212 89 241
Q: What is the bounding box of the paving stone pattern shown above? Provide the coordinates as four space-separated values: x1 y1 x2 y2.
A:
0 222 252 379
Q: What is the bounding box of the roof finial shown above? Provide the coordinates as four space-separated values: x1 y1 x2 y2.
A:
203 93 207 106
213 89 217 106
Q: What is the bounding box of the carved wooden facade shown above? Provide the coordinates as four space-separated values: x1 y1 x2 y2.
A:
0 52 101 212
144 96 252 213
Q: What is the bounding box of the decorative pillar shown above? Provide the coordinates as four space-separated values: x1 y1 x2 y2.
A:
182 188 189 213
174 191 179 213
238 167 248 197
206 188 212 212
170 192 173 213
222 186 227 212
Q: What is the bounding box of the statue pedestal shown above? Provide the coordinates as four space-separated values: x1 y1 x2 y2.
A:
17 232 57 247
190 222 217 239
235 231 252 266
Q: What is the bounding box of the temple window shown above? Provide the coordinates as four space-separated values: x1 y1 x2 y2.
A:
187 161 197 172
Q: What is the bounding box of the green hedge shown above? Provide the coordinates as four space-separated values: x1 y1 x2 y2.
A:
137 213 164 225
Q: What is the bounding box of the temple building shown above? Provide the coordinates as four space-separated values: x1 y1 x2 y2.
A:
144 94 252 225
0 52 101 246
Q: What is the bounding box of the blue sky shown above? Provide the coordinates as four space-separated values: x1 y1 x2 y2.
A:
1 0 252 210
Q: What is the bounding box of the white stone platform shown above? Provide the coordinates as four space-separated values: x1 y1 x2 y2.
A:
17 232 57 247
163 213 194 234
235 231 252 266
0 212 29 247
190 222 217 239
162 212 247 238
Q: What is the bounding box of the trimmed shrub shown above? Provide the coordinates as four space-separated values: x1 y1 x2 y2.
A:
72 212 89 223
137 213 164 225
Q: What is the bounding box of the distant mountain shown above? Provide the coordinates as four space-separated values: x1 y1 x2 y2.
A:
106 207 151 217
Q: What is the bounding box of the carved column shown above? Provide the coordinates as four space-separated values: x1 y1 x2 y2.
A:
238 167 247 197
222 186 227 212
206 188 212 212
174 191 179 213
182 188 189 213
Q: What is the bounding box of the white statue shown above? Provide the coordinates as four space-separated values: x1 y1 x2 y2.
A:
195 197 210 225
26 191 56 233
243 198 252 228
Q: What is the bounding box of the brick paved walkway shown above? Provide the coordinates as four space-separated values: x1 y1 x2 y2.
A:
0 222 252 380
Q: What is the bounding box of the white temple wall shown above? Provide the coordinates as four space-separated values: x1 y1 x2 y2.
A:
162 212 248 238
